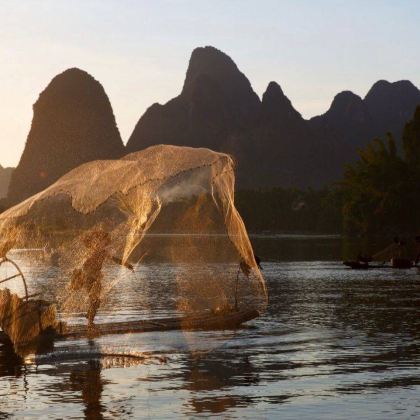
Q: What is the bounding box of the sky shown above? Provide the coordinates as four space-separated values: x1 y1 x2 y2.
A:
1 0 420 167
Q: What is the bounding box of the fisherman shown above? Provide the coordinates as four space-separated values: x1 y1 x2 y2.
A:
393 236 406 258
414 236 420 265
68 229 134 329
357 253 372 264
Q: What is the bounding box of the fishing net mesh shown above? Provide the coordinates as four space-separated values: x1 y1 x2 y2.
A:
0 145 267 352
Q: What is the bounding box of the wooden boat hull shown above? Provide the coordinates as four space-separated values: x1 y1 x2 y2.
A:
0 308 260 345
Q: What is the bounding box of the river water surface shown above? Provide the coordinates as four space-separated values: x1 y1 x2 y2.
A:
1 235 420 419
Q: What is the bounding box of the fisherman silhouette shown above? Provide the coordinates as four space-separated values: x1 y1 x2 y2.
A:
69 229 133 329
415 236 420 265
393 236 406 258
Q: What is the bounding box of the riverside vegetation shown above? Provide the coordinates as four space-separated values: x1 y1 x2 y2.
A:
237 106 420 236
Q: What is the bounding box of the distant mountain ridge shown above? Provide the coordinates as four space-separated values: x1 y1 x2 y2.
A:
310 80 420 154
128 47 420 188
5 46 420 204
127 47 260 156
129 46 420 188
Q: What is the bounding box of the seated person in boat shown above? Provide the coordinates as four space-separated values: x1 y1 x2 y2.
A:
0 288 59 355
357 253 372 264
415 236 420 265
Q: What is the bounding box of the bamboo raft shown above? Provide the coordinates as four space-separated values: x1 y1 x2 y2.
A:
0 308 260 345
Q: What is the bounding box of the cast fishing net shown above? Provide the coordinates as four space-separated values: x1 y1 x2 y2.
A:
0 145 267 355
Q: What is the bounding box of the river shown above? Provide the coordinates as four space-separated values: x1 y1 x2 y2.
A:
1 235 420 418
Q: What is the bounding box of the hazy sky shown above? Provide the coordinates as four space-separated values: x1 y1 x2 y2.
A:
1 0 419 167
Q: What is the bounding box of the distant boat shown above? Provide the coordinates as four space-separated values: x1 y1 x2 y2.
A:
343 261 386 269
343 261 415 270
343 260 370 269
344 238 416 270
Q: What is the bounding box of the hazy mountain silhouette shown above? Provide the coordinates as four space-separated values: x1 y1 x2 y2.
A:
5 47 420 200
7 68 124 204
0 166 13 199
310 91 373 147
127 47 420 188
364 80 420 139
239 81 346 187
310 80 420 155
127 46 260 157
127 47 347 187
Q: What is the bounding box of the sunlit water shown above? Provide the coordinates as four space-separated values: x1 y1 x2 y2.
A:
1 235 420 418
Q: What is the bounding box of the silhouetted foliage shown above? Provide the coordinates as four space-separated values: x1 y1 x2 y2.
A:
341 106 420 235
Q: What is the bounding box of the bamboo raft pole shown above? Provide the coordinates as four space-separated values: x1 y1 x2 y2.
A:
0 308 260 345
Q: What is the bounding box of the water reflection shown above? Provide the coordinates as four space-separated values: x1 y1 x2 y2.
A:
0 340 23 378
182 354 260 414
69 360 106 420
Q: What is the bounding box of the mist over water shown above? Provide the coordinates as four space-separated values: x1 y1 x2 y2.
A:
1 235 420 418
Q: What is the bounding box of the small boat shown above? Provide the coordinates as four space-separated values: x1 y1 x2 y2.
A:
343 260 388 269
0 308 260 346
343 260 370 269
0 258 262 352
344 238 417 269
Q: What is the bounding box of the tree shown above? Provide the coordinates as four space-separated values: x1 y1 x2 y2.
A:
403 106 420 168
342 106 420 235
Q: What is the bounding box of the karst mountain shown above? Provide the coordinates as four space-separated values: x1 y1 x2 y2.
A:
4 47 420 203
7 68 124 204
